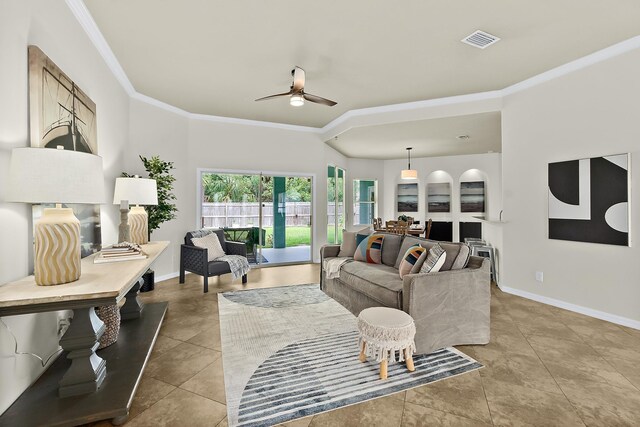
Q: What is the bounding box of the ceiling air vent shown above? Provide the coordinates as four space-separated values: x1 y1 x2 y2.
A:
461 30 500 49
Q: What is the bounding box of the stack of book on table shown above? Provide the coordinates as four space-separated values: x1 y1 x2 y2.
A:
94 243 148 264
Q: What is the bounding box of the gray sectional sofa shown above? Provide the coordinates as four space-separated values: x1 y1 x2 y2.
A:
320 232 491 354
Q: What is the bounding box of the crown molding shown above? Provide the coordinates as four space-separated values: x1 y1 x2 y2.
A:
318 91 503 141
65 0 135 96
188 113 321 133
69 0 640 136
502 35 640 96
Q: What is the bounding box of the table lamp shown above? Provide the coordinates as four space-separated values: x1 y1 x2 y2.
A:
112 176 158 244
7 147 105 286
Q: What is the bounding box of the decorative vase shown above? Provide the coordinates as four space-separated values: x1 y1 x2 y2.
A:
129 206 148 244
96 304 121 349
34 208 81 286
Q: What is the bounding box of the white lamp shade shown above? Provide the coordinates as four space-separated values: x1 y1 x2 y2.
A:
401 169 418 180
7 147 105 204
113 177 158 205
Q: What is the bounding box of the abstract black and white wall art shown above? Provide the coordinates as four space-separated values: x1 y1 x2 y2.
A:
548 154 629 246
460 181 485 212
397 183 418 212
427 183 451 212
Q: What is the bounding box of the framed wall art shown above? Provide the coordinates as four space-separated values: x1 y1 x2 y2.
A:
397 183 418 212
548 154 629 246
28 45 101 256
427 182 451 213
460 181 485 213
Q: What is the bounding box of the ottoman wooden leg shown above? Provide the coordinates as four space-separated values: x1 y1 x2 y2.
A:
380 360 388 380
405 348 415 372
359 341 367 363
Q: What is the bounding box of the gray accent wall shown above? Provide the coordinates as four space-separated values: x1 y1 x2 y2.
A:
501 47 640 324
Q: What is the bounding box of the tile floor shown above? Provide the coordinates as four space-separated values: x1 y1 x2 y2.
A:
89 264 640 426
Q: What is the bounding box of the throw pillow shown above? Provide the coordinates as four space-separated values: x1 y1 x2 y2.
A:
355 231 371 247
420 243 446 274
451 243 471 270
338 228 372 257
192 232 226 262
353 234 384 264
338 230 357 257
398 244 428 278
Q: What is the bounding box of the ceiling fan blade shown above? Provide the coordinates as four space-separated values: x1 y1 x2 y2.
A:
292 66 305 92
303 93 337 107
255 90 293 102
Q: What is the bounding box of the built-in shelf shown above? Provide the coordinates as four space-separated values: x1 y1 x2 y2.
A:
473 216 508 225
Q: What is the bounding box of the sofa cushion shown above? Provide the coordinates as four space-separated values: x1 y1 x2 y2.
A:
208 260 232 276
394 236 465 271
354 234 384 264
339 261 403 309
373 232 403 267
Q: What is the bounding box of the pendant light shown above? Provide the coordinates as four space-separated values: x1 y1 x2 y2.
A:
401 147 418 180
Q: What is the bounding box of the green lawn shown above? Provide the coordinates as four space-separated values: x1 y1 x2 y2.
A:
263 226 311 247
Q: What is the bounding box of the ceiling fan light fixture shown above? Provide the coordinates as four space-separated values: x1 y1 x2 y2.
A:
401 147 418 180
290 94 304 107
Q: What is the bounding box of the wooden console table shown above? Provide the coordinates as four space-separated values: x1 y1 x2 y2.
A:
0 241 169 426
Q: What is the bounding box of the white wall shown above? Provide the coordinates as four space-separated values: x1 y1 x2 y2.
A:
128 100 349 274
128 100 189 278
501 47 640 324
0 0 130 414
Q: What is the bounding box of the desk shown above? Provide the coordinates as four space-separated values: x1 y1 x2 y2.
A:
0 241 169 425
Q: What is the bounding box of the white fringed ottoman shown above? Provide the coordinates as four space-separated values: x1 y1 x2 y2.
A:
357 307 416 379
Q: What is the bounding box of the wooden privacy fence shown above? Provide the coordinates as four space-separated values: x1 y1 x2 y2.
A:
201 202 309 228
201 202 345 228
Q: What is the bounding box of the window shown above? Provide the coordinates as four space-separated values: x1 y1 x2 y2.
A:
327 166 345 244
353 180 377 225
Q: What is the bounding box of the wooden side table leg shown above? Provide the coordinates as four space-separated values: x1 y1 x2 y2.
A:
121 278 144 320
58 307 107 397
405 348 415 372
380 359 388 380
359 341 367 363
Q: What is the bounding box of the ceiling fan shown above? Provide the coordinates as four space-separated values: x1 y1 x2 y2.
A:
255 66 337 107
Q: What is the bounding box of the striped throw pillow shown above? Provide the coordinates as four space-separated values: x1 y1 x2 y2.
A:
353 234 384 264
420 243 446 274
398 244 428 278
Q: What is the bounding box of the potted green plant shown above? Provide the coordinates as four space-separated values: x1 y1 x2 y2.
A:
123 155 178 291
398 214 409 222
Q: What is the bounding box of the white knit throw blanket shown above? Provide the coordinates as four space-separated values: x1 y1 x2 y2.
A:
323 257 352 279
215 255 251 280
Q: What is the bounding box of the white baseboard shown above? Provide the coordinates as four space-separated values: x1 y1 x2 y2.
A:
155 271 180 283
498 285 640 330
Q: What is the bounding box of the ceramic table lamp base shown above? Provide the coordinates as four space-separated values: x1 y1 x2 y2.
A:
129 206 149 244
34 208 81 286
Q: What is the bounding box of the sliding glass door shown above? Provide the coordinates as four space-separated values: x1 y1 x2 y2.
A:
327 165 345 244
200 171 312 265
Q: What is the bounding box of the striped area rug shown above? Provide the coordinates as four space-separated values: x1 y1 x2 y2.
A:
219 284 482 427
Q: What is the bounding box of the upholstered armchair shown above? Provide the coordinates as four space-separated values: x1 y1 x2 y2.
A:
179 229 248 293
